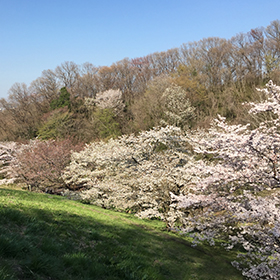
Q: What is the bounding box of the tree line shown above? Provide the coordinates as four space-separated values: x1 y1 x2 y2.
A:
1 20 280 141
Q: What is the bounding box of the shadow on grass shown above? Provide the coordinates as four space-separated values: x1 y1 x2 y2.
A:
0 188 242 280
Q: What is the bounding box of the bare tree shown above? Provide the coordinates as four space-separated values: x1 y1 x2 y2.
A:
30 69 61 103
55 61 81 88
70 62 99 98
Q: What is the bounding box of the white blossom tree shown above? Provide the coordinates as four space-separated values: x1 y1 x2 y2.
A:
94 88 125 114
171 81 280 279
62 126 193 219
160 85 195 129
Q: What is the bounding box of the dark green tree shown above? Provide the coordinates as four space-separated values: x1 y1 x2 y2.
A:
50 87 71 110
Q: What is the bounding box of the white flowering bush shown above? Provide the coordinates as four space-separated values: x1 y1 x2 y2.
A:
62 126 193 219
170 81 280 279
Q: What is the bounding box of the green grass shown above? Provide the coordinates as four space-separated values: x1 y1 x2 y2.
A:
0 186 243 280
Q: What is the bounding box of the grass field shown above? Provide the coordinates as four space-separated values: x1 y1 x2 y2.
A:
0 185 243 280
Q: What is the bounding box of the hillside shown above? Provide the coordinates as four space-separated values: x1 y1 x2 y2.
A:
1 19 280 280
0 185 242 280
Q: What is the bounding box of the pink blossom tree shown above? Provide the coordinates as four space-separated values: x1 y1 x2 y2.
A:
171 81 280 279
11 139 83 192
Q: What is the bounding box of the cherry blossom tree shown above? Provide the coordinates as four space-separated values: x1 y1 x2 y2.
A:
62 126 192 218
94 89 125 114
160 85 195 129
171 80 280 279
11 139 83 192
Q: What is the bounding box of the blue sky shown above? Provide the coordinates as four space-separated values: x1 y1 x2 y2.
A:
1 0 280 98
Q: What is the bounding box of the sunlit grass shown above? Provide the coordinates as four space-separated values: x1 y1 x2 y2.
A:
0 186 242 279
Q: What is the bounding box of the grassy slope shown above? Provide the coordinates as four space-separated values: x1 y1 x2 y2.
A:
0 186 243 280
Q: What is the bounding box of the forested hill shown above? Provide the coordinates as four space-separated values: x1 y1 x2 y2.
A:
1 19 280 279
0 19 280 141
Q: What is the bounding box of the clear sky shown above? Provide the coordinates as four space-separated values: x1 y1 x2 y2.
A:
1 0 280 98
